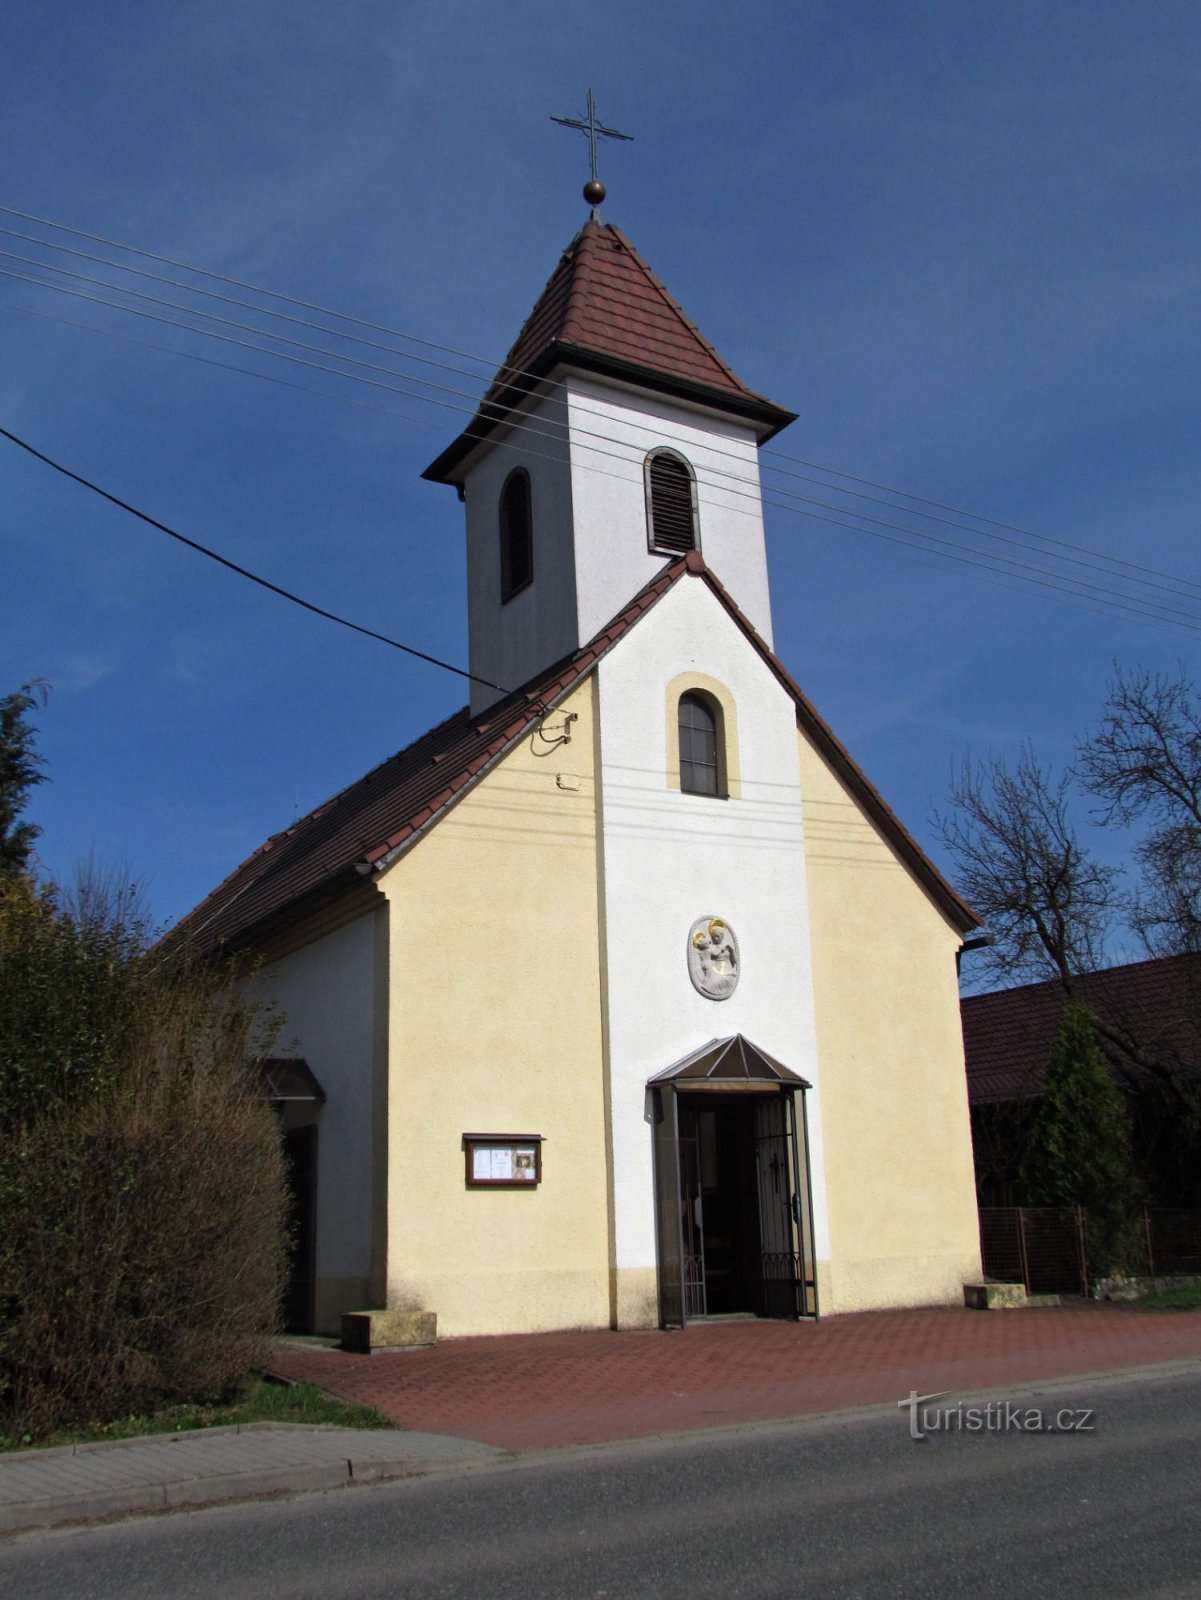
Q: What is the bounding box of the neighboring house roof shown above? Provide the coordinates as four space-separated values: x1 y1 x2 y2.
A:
173 555 979 958
423 220 796 484
962 953 1201 1105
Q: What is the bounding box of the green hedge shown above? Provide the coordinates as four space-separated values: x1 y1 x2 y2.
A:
0 878 288 1436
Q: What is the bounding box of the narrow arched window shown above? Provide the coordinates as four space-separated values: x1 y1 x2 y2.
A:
679 693 720 796
499 469 533 601
646 450 698 555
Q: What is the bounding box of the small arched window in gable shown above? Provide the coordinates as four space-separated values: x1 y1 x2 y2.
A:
499 469 533 601
646 450 698 555
678 692 721 796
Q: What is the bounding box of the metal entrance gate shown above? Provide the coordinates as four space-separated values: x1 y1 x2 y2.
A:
754 1094 818 1319
653 1085 818 1325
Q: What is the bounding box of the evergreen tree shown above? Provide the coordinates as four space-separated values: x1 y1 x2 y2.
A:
0 682 48 877
1022 1000 1141 1274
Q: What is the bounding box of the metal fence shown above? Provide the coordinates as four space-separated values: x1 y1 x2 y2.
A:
978 1206 1201 1294
1143 1209 1201 1277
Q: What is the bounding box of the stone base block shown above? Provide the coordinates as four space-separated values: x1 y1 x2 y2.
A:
963 1281 1027 1310
341 1308 437 1352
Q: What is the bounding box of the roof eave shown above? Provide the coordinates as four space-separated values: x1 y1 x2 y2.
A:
354 569 689 879
421 343 796 486
552 344 796 438
170 863 380 963
686 562 982 937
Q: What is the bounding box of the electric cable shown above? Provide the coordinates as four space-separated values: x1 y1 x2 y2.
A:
0 423 517 698
4 269 1197 636
5 200 1198 601
11 291 1193 641
4 212 1200 631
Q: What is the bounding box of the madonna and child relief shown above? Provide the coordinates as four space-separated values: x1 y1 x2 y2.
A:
687 916 740 1000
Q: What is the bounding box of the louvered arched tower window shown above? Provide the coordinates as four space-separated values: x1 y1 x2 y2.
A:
499 468 533 601
645 450 698 556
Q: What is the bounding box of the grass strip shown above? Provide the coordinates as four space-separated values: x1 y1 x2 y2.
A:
1126 1282 1201 1311
0 1377 393 1452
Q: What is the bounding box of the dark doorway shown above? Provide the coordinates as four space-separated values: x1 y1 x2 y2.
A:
679 1098 759 1313
662 1089 816 1324
282 1124 318 1334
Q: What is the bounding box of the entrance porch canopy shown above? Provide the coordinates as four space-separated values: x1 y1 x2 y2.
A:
648 1035 811 1091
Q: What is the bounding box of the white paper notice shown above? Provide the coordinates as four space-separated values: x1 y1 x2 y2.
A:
490 1147 513 1180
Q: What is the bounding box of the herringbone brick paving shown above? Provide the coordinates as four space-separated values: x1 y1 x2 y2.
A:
268 1304 1201 1452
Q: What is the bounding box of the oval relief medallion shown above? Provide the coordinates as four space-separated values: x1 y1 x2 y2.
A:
687 916 740 1000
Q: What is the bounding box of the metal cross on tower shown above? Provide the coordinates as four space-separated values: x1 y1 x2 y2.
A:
550 89 633 217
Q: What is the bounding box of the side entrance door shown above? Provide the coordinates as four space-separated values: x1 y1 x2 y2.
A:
282 1124 318 1334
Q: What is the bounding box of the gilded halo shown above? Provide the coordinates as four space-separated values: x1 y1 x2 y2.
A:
686 916 740 1000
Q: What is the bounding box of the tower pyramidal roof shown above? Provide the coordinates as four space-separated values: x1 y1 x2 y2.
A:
423 219 796 483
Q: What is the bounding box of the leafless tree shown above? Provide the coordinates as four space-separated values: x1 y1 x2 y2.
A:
933 746 1119 990
1079 665 1201 958
936 675 1201 1184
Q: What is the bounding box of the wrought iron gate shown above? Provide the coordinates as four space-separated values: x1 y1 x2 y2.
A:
754 1093 817 1319
653 1086 818 1324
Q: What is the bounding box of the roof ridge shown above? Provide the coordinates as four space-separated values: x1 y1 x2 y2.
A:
174 560 690 953
961 949 1201 1007
489 227 585 388
683 557 980 934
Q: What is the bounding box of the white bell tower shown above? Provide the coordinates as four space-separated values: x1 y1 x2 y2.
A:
423 219 795 714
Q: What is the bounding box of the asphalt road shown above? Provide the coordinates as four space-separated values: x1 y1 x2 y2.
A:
4 1365 1200 1599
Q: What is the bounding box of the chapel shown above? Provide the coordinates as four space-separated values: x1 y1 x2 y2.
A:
176 196 984 1338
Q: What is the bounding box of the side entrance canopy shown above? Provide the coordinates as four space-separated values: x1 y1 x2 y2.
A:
259 1057 326 1104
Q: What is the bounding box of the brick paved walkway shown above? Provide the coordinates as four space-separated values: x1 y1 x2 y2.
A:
268 1303 1201 1453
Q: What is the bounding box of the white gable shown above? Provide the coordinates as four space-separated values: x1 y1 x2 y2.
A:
566 376 774 649
593 575 829 1279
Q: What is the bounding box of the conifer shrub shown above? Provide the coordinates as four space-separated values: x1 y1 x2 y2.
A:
1022 999 1143 1276
0 875 288 1437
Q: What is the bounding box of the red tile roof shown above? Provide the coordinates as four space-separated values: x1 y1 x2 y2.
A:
174 558 978 957
424 221 795 483
171 564 681 955
962 954 1201 1104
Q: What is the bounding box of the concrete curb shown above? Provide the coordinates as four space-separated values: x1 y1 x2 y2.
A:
6 1354 1199 1539
0 1423 504 1538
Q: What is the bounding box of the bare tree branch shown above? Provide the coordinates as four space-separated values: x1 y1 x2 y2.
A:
1080 665 1201 958
933 746 1119 989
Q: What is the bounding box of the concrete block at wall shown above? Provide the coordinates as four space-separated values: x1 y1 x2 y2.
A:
340 1309 438 1351
963 1282 1027 1310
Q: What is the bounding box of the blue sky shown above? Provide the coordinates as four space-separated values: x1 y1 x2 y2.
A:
3 1 1199 982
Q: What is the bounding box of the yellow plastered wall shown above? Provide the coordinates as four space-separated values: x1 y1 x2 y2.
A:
379 679 611 1335
797 727 982 1312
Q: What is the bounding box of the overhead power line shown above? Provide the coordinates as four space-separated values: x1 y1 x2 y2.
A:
0 424 515 699
11 293 1193 644
5 202 1197 594
4 264 1198 638
4 202 1201 632
6 235 1194 610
